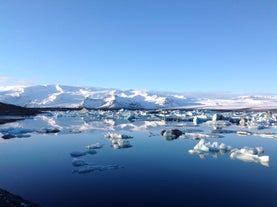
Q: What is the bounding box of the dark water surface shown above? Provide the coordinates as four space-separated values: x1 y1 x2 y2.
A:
0 119 276 207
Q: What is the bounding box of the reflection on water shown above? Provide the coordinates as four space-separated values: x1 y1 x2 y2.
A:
0 110 277 207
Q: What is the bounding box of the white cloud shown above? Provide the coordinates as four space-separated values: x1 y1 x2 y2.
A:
0 76 11 83
0 75 34 87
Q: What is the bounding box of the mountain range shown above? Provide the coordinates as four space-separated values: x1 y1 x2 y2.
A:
0 84 276 110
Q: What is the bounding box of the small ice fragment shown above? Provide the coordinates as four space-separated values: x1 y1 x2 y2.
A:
212 113 224 122
72 158 88 167
237 131 252 136
70 151 87 157
85 142 103 149
219 143 232 151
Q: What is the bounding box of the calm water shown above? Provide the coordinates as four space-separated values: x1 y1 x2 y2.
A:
0 116 277 207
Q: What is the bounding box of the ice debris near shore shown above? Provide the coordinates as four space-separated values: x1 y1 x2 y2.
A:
1 110 277 141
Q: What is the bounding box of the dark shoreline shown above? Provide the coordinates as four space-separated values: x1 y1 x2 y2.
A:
0 188 40 207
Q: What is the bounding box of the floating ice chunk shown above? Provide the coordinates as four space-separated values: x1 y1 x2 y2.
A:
72 158 88 167
70 151 87 157
239 118 248 126
112 139 132 149
218 143 232 151
161 129 182 140
212 113 224 122
0 127 34 139
237 130 252 136
104 132 133 139
1 134 16 139
73 164 122 174
84 142 103 149
253 133 277 139
117 139 132 148
233 146 264 155
230 148 269 167
193 116 209 125
189 139 232 157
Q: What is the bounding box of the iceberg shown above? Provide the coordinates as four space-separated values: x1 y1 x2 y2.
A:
230 147 269 167
161 129 182 140
188 139 232 158
104 132 133 139
111 139 132 150
104 132 133 149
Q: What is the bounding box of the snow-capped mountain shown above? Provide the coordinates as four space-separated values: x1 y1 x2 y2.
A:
0 84 276 110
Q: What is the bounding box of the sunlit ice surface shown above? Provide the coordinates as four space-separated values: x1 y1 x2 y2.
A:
0 109 277 207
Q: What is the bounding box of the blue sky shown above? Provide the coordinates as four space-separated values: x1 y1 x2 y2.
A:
0 0 276 93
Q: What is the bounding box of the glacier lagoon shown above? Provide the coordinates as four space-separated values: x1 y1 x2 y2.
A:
0 109 277 207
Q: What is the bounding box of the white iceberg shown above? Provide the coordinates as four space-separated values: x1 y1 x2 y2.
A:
188 139 232 158
112 139 132 150
230 147 269 166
